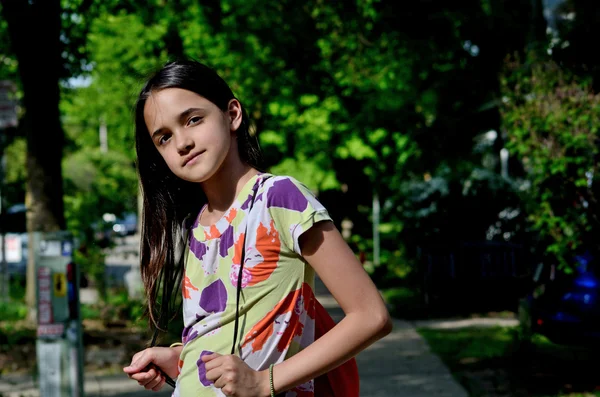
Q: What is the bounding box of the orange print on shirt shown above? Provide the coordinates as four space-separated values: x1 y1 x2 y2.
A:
242 283 315 352
182 276 199 299
232 232 245 265
226 208 237 223
208 224 221 239
247 220 280 286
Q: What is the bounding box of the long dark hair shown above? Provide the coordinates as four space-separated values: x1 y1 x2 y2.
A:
134 59 263 333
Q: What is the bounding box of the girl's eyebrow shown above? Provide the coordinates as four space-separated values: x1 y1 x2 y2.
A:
178 107 205 124
151 107 205 138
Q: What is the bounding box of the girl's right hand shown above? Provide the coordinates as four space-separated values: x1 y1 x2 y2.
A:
123 347 180 391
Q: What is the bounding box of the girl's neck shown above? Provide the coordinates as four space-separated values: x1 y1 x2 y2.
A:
201 157 258 214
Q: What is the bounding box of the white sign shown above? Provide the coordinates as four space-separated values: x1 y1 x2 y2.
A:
39 240 62 257
38 342 62 397
0 234 22 262
0 80 17 130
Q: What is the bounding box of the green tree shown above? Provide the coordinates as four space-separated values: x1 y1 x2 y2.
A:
0 0 105 316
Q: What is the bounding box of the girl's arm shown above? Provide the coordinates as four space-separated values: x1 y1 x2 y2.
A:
202 220 392 397
266 220 392 394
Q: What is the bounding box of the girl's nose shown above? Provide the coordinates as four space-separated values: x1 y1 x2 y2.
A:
176 135 194 153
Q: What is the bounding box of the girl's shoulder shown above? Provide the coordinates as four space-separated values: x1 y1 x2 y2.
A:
256 173 322 213
258 173 312 193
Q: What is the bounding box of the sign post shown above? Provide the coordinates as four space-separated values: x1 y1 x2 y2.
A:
34 231 84 397
0 80 18 300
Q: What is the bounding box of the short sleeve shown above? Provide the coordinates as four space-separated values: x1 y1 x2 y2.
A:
263 176 332 256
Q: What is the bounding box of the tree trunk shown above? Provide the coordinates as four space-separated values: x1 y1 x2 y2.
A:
1 0 66 323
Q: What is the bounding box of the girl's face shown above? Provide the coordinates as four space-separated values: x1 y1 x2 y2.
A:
144 88 242 183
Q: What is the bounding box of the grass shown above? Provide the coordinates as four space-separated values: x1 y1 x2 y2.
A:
381 286 428 319
418 325 600 397
418 326 518 362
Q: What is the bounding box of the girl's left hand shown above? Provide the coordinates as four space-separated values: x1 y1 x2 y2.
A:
202 353 270 397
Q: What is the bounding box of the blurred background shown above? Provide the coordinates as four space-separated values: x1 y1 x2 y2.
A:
2 0 600 396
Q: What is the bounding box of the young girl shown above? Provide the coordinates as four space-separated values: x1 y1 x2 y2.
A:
123 59 392 396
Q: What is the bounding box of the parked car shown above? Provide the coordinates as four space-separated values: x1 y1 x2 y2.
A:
92 212 138 246
518 251 600 348
111 212 138 237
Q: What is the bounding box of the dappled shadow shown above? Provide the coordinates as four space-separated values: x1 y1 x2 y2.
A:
356 320 468 397
456 346 600 397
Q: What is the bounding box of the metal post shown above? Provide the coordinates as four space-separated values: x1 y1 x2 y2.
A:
0 135 8 301
500 148 509 179
372 193 380 267
99 118 108 153
35 231 85 397
0 80 18 301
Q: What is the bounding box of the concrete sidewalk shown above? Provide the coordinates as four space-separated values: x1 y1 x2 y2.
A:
0 283 468 397
317 287 468 397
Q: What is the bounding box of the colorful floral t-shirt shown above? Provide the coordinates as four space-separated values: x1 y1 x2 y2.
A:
173 173 332 397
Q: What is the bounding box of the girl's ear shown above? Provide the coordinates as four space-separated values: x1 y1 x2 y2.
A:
227 99 243 132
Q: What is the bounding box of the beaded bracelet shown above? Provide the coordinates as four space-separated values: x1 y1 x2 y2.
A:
269 364 275 397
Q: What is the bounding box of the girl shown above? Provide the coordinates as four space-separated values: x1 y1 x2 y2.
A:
123 59 392 396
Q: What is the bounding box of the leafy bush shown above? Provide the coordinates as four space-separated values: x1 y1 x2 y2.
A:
0 300 27 322
500 56 600 270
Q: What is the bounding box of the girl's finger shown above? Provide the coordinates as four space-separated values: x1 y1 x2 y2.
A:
203 355 226 372
131 372 152 383
144 374 163 390
213 373 229 389
130 366 159 382
201 352 221 362
205 366 225 383
124 350 154 374
152 377 166 392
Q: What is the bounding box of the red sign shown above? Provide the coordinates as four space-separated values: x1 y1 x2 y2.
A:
38 267 53 325
37 324 64 337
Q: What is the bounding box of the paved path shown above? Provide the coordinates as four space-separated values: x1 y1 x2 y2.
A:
315 280 468 397
0 280 468 397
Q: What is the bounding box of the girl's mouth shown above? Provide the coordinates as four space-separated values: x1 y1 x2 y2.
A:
183 150 205 166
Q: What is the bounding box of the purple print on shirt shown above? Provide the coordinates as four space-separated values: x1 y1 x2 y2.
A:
219 225 234 257
267 178 308 212
197 350 214 386
199 279 227 314
240 192 254 210
189 235 208 261
182 325 199 345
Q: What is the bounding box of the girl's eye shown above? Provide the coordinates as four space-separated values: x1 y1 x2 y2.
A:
159 134 171 145
188 116 203 126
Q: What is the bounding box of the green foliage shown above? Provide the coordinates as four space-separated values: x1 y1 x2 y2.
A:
9 275 25 301
4 0 592 290
500 57 600 268
0 300 27 322
63 148 138 236
0 322 35 347
73 243 107 299
80 287 145 326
